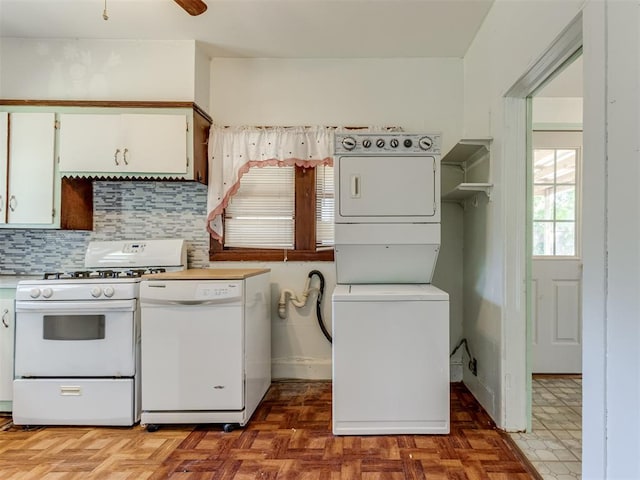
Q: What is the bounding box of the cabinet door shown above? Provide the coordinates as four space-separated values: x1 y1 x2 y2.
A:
59 114 122 173
121 114 187 174
0 297 15 406
0 113 8 225
8 112 56 225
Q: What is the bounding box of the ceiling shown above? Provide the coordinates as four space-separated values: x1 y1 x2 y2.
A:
0 0 494 58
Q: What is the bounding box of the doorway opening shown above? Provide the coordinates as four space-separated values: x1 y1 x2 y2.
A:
509 51 584 478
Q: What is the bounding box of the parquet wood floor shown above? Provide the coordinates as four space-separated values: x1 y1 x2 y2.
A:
0 382 536 479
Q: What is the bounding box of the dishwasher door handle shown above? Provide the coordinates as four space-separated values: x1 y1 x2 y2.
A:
141 298 241 307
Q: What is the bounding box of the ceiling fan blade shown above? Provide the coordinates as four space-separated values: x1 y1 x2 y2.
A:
173 0 207 16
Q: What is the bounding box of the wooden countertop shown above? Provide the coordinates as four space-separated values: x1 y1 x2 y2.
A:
142 268 270 280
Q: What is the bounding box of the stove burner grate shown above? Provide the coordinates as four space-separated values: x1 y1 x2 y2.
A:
42 268 167 281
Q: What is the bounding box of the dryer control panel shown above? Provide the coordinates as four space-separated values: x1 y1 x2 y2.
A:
335 132 441 155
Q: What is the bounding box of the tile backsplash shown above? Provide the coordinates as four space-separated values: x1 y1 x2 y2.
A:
0 181 210 274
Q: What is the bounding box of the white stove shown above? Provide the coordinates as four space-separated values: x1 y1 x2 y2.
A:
12 239 187 427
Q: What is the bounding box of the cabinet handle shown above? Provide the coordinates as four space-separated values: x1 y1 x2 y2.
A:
8 195 16 212
123 148 129 165
1 309 8 328
114 149 121 166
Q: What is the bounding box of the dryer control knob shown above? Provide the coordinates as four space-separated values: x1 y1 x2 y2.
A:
362 139 372 148
90 287 103 298
418 136 433 150
42 288 53 299
390 138 399 148
341 137 356 150
103 287 115 298
376 138 385 148
29 288 41 299
404 139 413 148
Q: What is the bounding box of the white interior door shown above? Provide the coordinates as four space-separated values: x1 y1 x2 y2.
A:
532 131 582 373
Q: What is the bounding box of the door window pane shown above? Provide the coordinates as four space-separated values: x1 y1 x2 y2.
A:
533 221 554 255
534 149 556 183
555 186 575 221
533 185 555 221
556 150 576 183
555 222 576 256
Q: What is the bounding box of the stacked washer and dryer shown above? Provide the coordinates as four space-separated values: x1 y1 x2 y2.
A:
332 132 450 435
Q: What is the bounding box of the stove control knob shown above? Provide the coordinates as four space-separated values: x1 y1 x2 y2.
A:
103 287 115 298
42 288 53 299
404 139 413 148
90 287 103 298
376 138 385 148
341 137 356 151
418 136 433 150
29 288 41 299
362 139 372 148
390 138 399 148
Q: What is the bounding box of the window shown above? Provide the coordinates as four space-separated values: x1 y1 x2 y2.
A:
224 166 295 248
210 164 334 261
532 147 579 256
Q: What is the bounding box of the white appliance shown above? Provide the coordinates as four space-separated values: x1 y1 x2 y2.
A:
12 238 187 426
139 269 270 432
334 132 441 284
332 133 450 435
332 284 449 435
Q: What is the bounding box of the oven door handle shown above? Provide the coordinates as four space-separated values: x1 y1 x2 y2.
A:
15 299 137 312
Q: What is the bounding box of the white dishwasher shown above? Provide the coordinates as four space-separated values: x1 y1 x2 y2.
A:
139 269 270 432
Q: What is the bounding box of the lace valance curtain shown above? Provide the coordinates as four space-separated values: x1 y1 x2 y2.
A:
206 125 335 242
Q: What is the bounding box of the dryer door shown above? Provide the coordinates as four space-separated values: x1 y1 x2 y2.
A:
336 155 438 222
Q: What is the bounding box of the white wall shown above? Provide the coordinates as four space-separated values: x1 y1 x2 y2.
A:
465 0 640 477
462 0 584 425
0 38 202 104
532 97 583 126
210 57 465 379
594 2 640 477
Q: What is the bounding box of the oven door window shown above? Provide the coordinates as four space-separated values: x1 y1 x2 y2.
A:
43 315 106 341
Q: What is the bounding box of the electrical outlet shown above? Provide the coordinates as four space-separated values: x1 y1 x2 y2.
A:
470 358 478 376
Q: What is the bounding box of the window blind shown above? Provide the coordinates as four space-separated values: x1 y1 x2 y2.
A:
316 165 335 247
224 166 295 248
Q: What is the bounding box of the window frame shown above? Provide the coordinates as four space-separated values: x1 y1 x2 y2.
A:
209 165 334 261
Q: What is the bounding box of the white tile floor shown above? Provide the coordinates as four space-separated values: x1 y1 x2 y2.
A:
509 376 582 480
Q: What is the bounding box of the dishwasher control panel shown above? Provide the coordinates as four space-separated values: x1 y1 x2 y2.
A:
195 283 241 301
140 280 243 304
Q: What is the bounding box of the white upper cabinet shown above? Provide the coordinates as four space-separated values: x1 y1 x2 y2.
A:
59 113 188 176
0 112 56 226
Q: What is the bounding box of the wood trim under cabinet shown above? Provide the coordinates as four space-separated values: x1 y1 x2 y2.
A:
193 109 210 185
0 100 214 124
